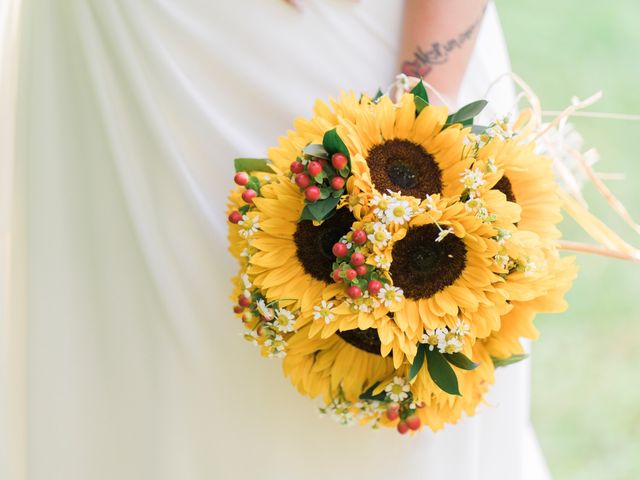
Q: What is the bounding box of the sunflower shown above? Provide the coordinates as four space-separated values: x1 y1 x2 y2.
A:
282 324 396 404
337 93 474 213
244 92 376 311
474 134 563 242
468 133 577 358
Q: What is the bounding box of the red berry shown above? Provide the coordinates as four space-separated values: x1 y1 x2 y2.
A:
330 176 345 190
290 161 304 174
242 189 257 204
332 242 348 257
355 265 368 276
331 152 348 170
295 173 310 188
367 280 382 295
305 186 321 202
388 403 400 412
352 229 367 245
397 421 409 435
228 211 242 224
238 295 251 308
332 269 343 282
346 285 362 299
406 415 421 431
350 252 365 266
233 305 244 314
386 408 399 421
317 158 328 167
241 313 252 323
234 172 249 186
307 161 322 177
345 269 357 281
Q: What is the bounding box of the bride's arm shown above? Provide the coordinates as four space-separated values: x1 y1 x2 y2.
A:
399 0 489 102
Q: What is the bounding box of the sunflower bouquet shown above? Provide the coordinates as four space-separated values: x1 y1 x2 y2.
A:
226 79 579 434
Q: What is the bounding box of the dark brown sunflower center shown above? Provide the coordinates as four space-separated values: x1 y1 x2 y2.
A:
293 208 355 282
366 139 443 197
337 328 382 355
389 224 467 300
494 176 516 203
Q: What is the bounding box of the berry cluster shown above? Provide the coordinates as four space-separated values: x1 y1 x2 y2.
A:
227 171 261 224
386 402 422 434
331 230 384 300
290 151 349 203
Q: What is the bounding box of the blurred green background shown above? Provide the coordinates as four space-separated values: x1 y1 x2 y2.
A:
496 1 640 478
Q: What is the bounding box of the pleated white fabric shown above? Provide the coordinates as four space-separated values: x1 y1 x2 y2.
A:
1 1 549 478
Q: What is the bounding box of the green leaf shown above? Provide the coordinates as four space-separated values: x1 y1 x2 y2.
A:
306 195 342 221
446 100 488 126
319 187 332 200
238 205 250 215
299 206 316 221
302 143 329 160
471 124 489 135
492 354 529 368
414 95 429 115
246 176 261 193
444 352 479 370
426 349 460 396
372 88 384 102
313 171 327 184
359 382 387 402
409 344 426 381
234 158 272 173
331 189 344 198
410 80 429 104
322 129 350 158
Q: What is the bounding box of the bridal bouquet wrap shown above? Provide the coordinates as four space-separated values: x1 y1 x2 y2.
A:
226 79 579 433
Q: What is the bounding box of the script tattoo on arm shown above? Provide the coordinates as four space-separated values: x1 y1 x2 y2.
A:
401 7 487 78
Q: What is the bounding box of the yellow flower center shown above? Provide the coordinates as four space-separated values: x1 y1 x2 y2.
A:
374 231 387 241
393 206 406 217
391 384 404 395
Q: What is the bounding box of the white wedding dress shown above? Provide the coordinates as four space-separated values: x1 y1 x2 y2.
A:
0 1 550 479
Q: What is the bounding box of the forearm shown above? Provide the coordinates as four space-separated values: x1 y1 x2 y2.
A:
399 0 488 101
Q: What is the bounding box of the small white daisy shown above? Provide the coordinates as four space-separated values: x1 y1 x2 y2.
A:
378 284 403 307
238 214 260 238
494 253 510 270
255 299 274 321
244 330 260 346
373 254 391 270
384 198 413 225
496 228 512 245
313 300 335 324
371 194 392 221
424 194 440 212
274 308 296 333
385 376 410 402
368 222 392 248
439 334 463 354
452 319 470 337
460 167 486 190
